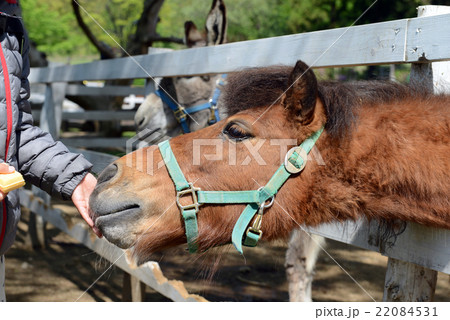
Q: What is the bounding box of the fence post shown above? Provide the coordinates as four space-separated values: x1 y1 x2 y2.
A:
29 82 67 249
383 5 450 302
122 272 146 302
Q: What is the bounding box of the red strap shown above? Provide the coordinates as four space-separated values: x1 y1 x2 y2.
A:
1 202 6 250
0 43 13 249
5 1 18 4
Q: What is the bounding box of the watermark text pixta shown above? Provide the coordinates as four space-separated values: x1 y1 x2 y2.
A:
126 136 325 175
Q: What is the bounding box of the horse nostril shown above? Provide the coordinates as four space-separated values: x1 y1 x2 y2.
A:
97 164 118 185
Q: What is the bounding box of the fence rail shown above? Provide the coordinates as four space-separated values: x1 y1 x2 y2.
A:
24 5 450 302
19 189 206 302
29 12 450 83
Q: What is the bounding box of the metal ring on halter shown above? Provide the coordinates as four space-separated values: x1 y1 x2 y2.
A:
216 77 225 86
284 146 308 174
257 186 275 209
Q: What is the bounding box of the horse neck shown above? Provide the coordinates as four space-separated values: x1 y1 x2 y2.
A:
299 98 450 230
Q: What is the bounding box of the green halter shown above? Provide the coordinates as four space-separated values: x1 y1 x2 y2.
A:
158 127 324 254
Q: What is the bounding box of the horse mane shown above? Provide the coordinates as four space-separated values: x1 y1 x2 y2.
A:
220 66 432 139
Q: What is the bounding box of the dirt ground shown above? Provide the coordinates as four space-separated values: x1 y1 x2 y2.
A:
4 207 450 302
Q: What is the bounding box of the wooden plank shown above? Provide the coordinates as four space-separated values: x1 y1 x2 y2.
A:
61 111 135 121
406 8 450 62
25 18 405 82
32 110 135 121
19 189 207 302
305 219 450 274
65 84 145 97
59 137 129 149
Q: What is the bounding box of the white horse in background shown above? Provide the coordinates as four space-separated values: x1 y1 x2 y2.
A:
133 0 325 302
135 0 227 143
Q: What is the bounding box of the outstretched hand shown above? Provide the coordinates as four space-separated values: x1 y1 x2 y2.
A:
0 163 15 202
71 173 102 237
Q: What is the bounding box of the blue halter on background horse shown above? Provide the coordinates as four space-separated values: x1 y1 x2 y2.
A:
158 127 324 254
155 74 227 133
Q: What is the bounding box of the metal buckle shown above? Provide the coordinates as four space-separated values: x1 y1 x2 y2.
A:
284 146 308 174
173 107 187 122
208 102 218 123
246 213 263 237
246 192 274 237
216 77 226 87
176 183 202 213
209 98 217 107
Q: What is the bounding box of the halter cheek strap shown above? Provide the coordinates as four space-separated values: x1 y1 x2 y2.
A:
158 127 323 254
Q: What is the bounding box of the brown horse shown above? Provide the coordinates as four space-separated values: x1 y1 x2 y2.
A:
90 60 450 268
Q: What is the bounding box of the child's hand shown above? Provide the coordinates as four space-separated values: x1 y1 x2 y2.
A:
72 173 102 237
0 163 15 201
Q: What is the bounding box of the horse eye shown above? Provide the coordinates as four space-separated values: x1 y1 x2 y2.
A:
223 123 252 141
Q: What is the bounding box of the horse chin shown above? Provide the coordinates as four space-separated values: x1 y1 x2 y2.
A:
93 206 142 249
99 228 136 249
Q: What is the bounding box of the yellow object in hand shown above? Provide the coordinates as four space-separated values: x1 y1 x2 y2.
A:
0 171 25 193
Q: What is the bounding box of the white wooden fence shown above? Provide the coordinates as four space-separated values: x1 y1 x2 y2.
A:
24 5 450 302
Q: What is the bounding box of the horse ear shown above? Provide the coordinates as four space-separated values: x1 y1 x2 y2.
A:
205 0 227 46
283 60 318 124
184 21 205 48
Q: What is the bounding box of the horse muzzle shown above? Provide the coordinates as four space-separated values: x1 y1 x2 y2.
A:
89 163 143 249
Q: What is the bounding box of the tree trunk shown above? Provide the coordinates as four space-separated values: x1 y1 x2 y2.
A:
68 0 184 137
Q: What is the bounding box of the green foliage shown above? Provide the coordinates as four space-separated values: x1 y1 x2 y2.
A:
21 0 143 58
21 0 87 55
158 0 207 39
80 0 143 48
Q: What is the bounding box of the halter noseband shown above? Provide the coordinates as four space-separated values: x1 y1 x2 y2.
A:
158 127 324 254
155 74 227 133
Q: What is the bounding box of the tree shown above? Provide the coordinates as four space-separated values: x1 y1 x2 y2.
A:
72 0 183 59
21 0 97 58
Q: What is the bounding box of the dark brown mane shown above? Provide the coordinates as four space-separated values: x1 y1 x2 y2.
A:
221 66 432 139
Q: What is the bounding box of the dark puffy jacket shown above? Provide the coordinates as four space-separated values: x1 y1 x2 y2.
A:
0 2 92 254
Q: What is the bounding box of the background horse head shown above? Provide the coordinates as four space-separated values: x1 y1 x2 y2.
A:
134 0 227 143
90 60 450 266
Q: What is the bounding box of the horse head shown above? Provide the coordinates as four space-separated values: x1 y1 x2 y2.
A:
91 61 328 263
134 0 227 142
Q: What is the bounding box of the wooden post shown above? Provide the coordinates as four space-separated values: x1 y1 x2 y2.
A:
122 272 146 302
384 258 437 301
383 5 450 302
28 82 67 249
39 82 66 139
27 192 47 249
285 229 324 302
